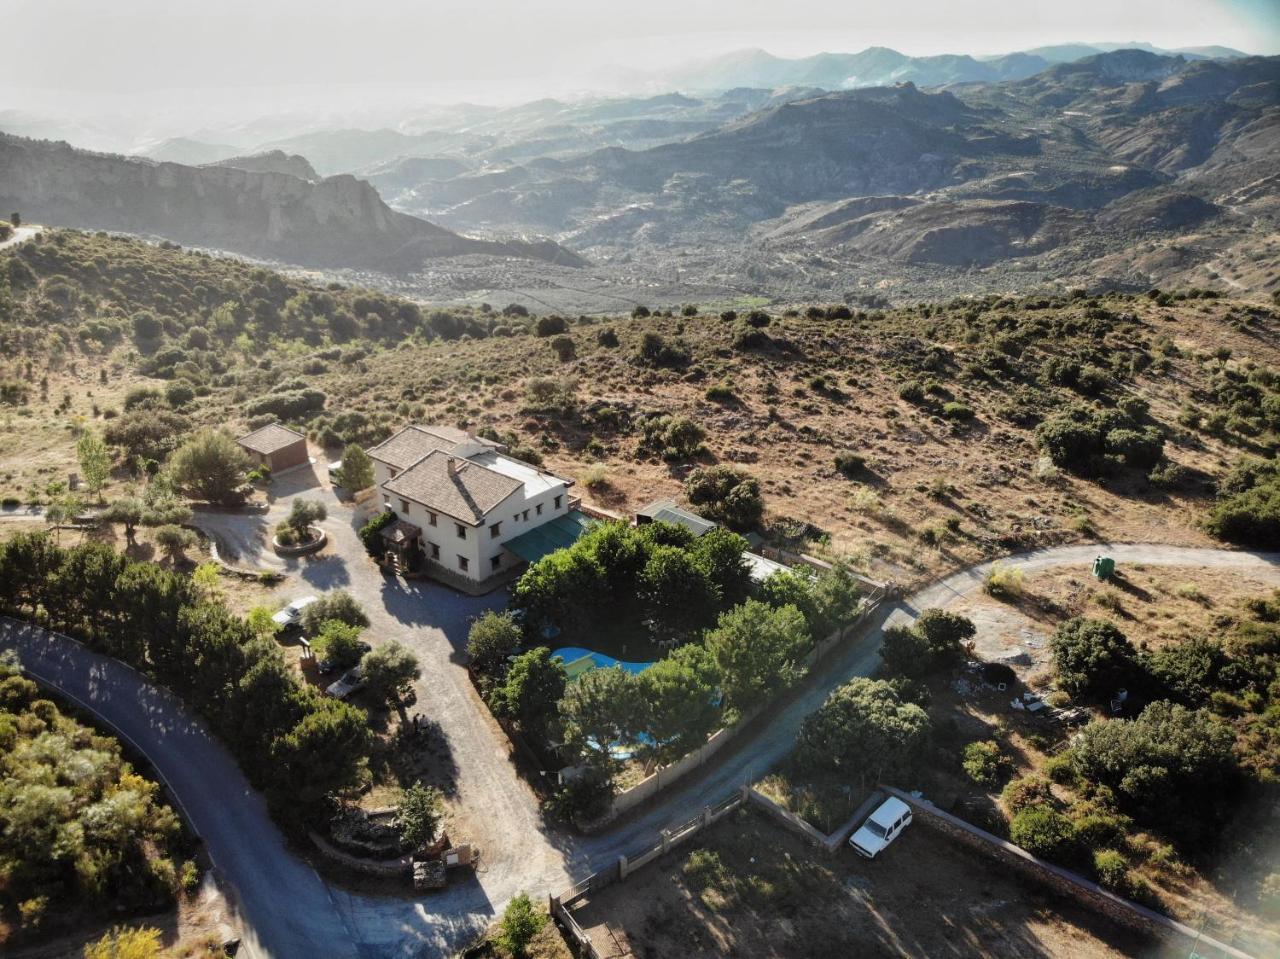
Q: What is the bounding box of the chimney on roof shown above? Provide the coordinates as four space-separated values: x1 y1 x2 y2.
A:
447 456 458 476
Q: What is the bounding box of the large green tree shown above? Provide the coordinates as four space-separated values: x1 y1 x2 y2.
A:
488 647 566 739
1050 617 1139 700
706 599 809 712
466 610 521 676
362 641 421 723
635 643 721 764
168 430 251 504
559 665 643 766
76 430 111 499
794 677 931 787
333 443 374 492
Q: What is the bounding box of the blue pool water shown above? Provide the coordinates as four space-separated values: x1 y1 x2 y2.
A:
551 646 655 677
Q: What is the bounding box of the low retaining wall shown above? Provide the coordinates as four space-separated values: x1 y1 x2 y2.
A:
744 786 884 855
880 786 1256 959
272 526 327 556
309 830 410 878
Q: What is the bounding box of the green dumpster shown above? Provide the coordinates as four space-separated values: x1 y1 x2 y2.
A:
1092 556 1115 580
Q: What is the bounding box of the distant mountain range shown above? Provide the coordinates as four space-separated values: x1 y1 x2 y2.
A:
0 135 584 271
655 42 1249 93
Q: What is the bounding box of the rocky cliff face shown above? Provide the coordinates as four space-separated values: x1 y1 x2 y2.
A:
208 150 319 181
0 134 585 271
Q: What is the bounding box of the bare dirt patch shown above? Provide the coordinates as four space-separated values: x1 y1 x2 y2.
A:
572 808 1158 958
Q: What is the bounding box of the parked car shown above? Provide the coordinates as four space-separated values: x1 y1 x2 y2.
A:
849 796 912 859
272 596 318 629
317 642 372 675
325 666 365 700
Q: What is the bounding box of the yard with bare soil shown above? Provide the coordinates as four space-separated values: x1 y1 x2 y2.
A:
572 808 1157 959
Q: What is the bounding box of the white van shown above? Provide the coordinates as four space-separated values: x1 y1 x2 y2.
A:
849 796 912 859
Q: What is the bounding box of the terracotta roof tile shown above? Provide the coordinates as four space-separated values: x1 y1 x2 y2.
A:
384 450 521 524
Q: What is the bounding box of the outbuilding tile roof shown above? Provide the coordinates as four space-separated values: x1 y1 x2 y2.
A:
367 425 464 470
237 423 306 455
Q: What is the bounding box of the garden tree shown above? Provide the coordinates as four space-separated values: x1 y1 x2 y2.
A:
466 610 521 675
44 490 85 538
362 641 421 722
112 562 191 665
635 643 722 764
878 625 936 678
284 497 327 534
706 599 809 712
45 541 127 641
579 521 649 598
794 677 931 788
0 531 63 614
101 483 191 546
168 429 251 504
191 562 223 600
559 665 644 765
83 926 164 959
1071 701 1237 838
1050 617 1140 700
498 892 546 958
302 590 369 632
879 608 975 678
398 782 444 851
509 546 606 635
808 561 864 637
488 647 566 740
269 694 372 810
690 528 753 608
313 620 366 670
152 524 196 564
75 430 110 499
758 569 821 628
640 545 720 640
333 443 374 491
103 408 191 461
684 465 764 531
246 605 281 641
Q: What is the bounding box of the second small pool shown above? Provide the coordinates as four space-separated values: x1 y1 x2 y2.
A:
551 646 655 681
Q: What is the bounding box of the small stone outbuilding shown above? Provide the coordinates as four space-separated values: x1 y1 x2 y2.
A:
237 423 309 474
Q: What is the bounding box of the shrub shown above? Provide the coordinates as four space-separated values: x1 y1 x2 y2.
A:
1104 427 1164 469
1205 458 1280 548
684 465 764 531
962 740 1005 786
1050 617 1139 701
359 510 396 556
898 381 925 403
636 332 690 368
164 381 195 408
497 893 546 958
284 498 326 535
245 388 326 420
312 620 365 669
168 430 251 504
942 401 975 421
640 414 706 460
834 452 865 477
794 677 931 787
302 591 369 632
1009 806 1080 863
1093 849 1129 890
534 315 568 337
467 610 521 676
596 327 619 347
983 562 1024 599
550 335 576 361
398 782 444 851
1001 776 1054 813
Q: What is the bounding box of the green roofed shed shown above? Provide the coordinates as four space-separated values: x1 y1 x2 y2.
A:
504 510 597 564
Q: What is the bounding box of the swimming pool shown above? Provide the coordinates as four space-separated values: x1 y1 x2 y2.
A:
551 647 655 681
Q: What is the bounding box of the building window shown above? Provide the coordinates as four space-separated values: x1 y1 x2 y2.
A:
399 499 410 514
536 503 543 516
383 493 391 506
456 523 467 539
522 510 529 521
458 555 469 572
428 512 438 527
513 513 519 523
490 522 502 538
554 495 563 510
429 541 440 560
490 555 501 572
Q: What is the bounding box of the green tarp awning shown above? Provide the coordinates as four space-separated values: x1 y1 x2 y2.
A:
504 510 597 564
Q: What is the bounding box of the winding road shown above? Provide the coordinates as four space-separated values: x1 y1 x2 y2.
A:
3 465 1276 958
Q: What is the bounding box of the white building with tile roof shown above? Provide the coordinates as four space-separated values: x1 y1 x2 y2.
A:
367 425 574 582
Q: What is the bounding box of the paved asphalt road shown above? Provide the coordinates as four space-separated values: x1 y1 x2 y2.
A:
4 461 1276 957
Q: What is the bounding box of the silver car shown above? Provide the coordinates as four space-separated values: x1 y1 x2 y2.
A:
272 596 318 629
325 666 365 700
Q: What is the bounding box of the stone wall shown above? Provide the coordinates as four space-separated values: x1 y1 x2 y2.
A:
880 786 1256 959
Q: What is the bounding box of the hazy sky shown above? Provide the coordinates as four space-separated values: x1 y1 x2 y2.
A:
3 0 1276 108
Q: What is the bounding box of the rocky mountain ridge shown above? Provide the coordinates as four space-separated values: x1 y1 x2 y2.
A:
0 134 585 271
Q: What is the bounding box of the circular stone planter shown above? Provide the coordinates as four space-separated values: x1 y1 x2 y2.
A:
272 525 327 556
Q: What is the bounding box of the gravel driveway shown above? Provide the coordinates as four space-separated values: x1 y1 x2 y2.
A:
6 460 1276 958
